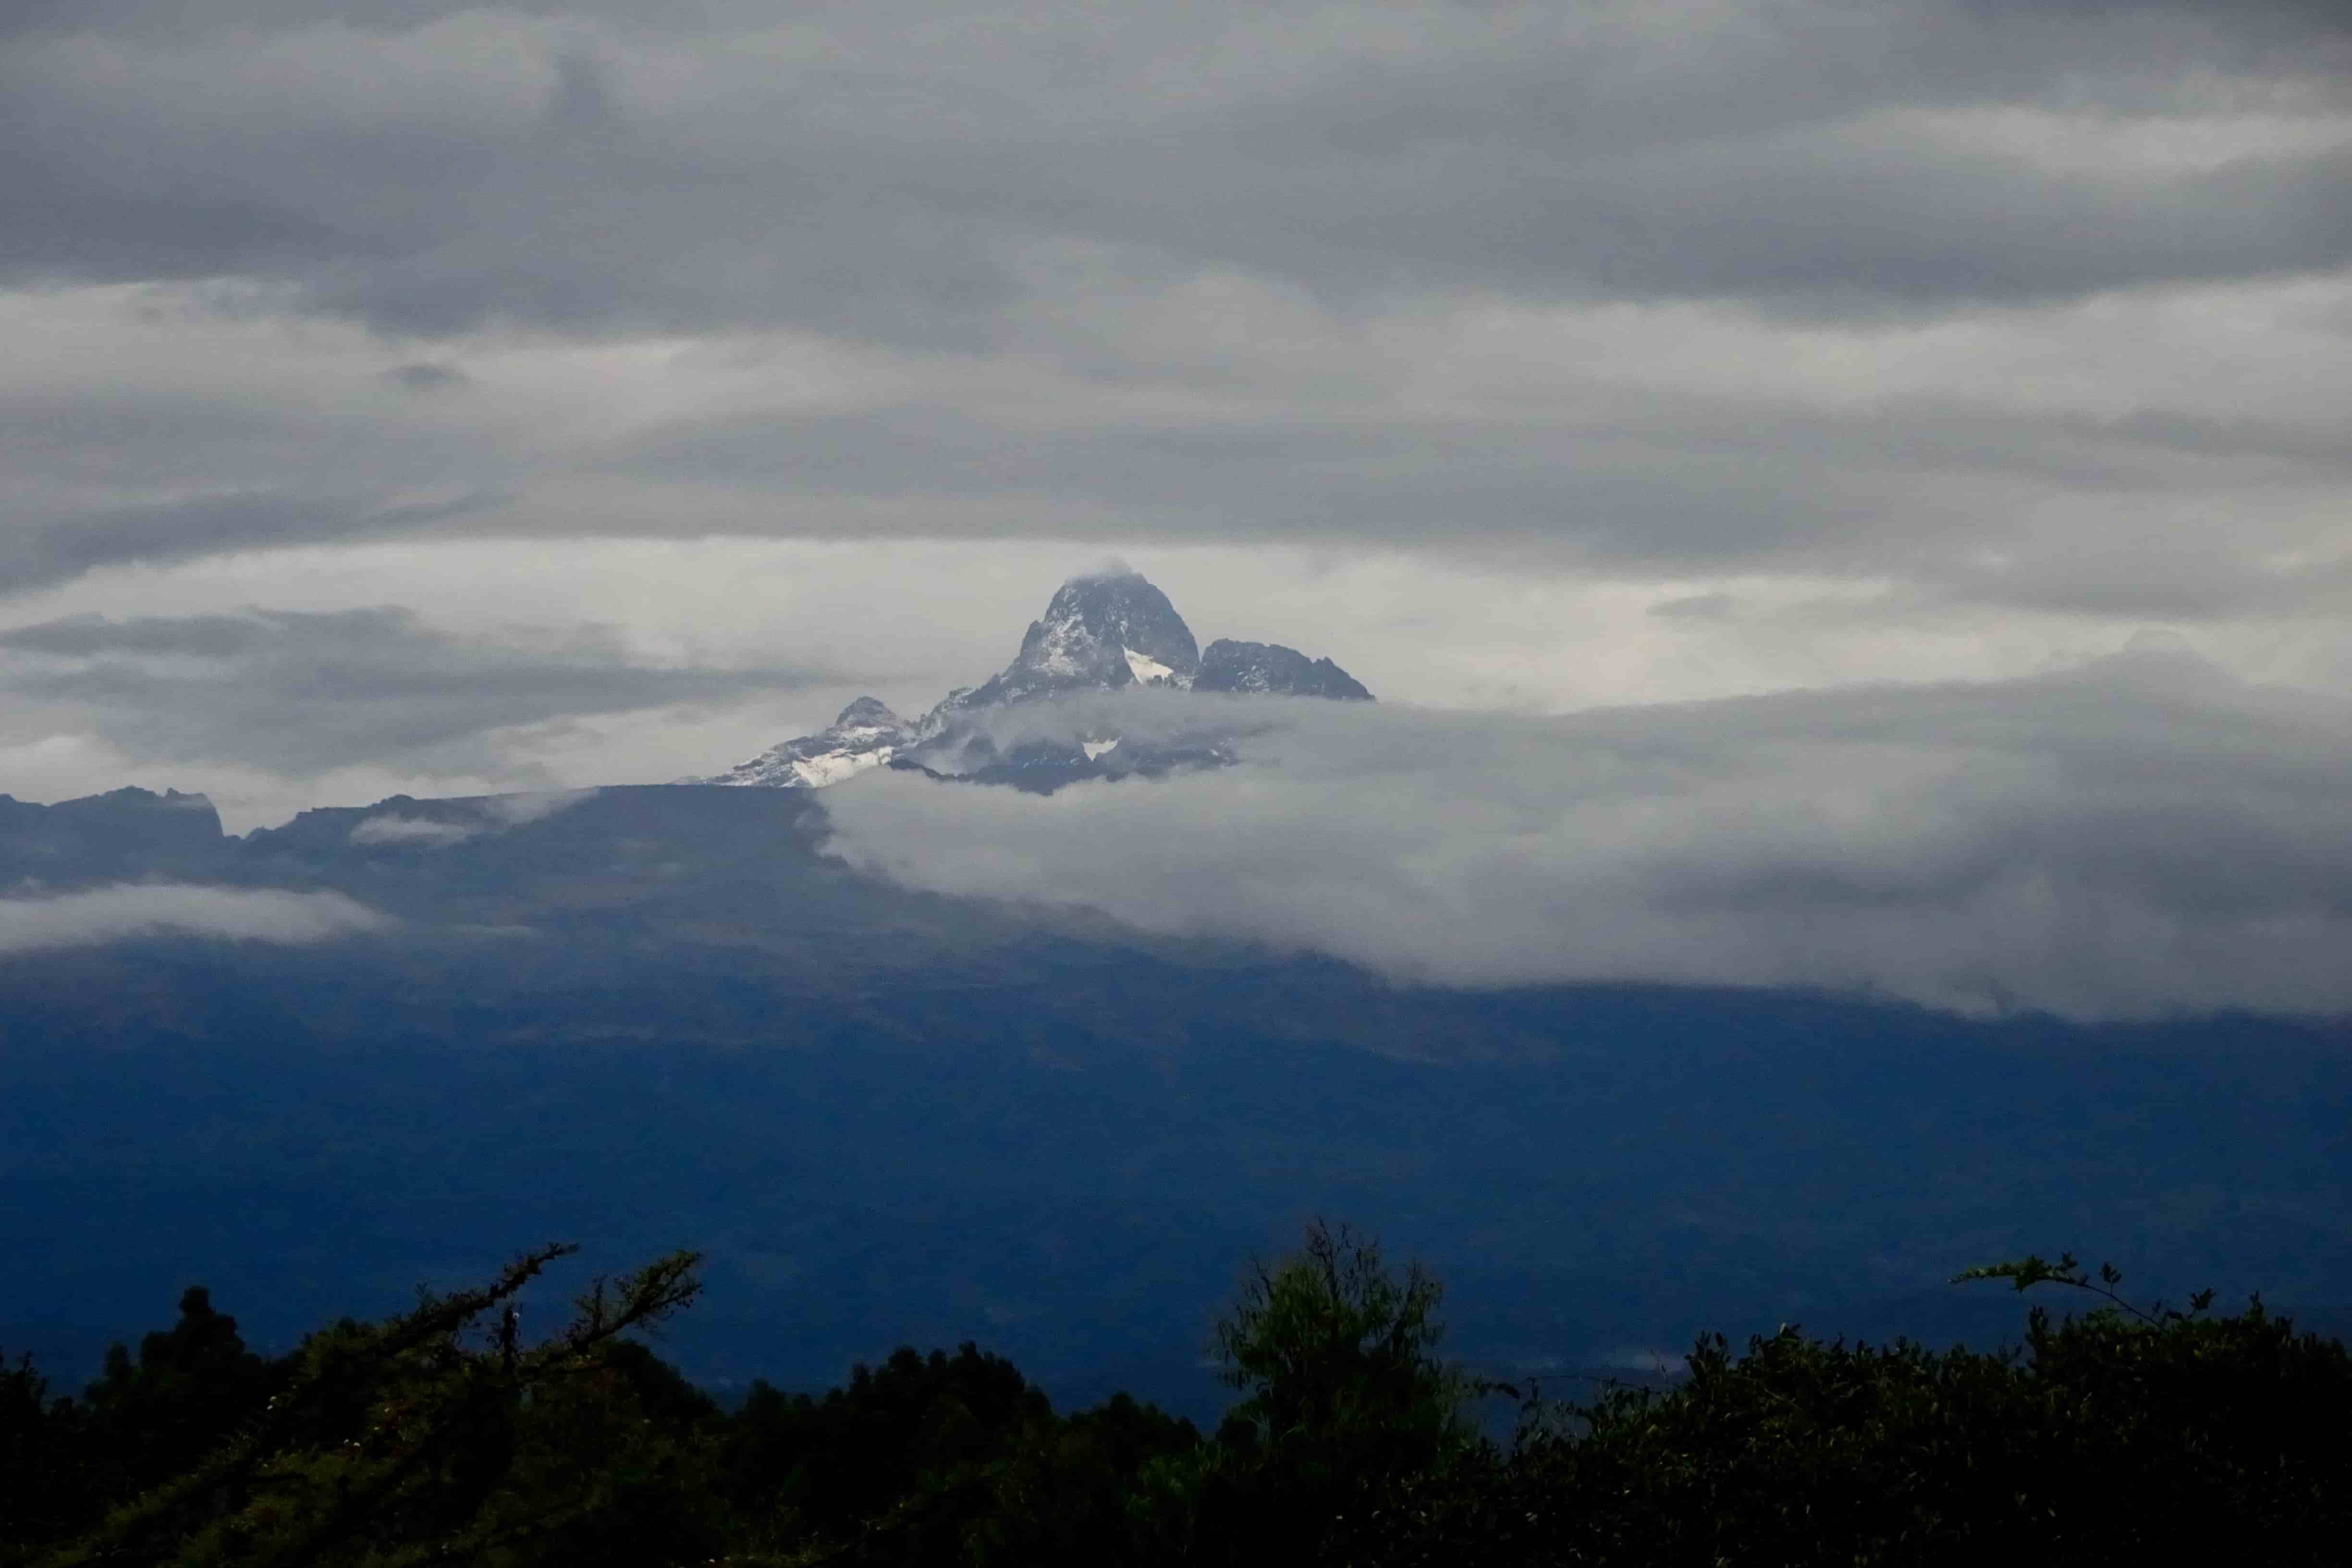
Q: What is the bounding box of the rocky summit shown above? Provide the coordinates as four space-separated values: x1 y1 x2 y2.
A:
693 696 916 789
960 570 1202 704
1196 639 1374 701
687 568 1370 789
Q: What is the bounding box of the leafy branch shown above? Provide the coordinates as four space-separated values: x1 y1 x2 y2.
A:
1952 1252 2216 1327
38 1243 703 1568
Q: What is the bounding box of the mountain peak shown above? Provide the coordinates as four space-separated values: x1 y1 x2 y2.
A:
1037 570 1200 679
833 696 905 729
960 569 1201 707
696 568 1372 788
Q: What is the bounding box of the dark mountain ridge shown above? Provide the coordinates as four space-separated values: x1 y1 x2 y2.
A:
3 777 2348 1420
0 787 226 886
1196 638 1374 700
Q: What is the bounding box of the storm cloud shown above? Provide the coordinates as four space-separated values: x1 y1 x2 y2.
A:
820 655 2352 1021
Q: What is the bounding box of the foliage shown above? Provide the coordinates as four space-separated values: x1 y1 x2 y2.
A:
0 1260 1200 1568
1338 1254 2352 1567
1134 1219 1491 1563
1 1351 93 1548
7 1236 2352 1566
2 1285 278 1553
720 1340 1196 1564
1213 1219 1473 1457
6 1243 710 1568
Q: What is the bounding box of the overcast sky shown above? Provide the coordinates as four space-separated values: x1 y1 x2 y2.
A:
3 0 2349 832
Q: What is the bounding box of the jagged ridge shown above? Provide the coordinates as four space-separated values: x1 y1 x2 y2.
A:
1196 639 1374 701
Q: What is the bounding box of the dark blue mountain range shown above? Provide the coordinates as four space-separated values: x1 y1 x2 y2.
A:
3 782 2347 1421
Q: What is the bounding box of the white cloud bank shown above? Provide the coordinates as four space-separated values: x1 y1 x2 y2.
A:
821 649 2352 1021
348 814 478 846
345 790 597 846
0 884 390 956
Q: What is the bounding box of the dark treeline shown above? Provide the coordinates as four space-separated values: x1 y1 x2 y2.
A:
3 1225 2349 1566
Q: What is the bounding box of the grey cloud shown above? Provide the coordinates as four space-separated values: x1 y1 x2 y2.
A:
1649 594 1738 622
820 656 2352 1020
1 393 398 496
1110 86 2352 313
347 813 480 846
1936 552 2352 622
0 607 825 773
2 32 1025 343
1955 0 2348 26
0 0 2344 636
0 882 389 954
0 1 757 43
2 1 2344 342
0 147 351 282
599 398 2352 616
0 490 507 597
605 405 1871 559
382 362 470 394
0 611 271 658
24 0 2325 48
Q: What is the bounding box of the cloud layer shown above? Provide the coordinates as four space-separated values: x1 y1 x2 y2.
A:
821 654 2352 1020
0 0 2346 836
0 883 388 956
1 1 2346 614
7 2 2346 330
0 606 821 775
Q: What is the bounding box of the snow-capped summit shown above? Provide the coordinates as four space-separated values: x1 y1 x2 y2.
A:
691 696 914 788
688 569 1371 789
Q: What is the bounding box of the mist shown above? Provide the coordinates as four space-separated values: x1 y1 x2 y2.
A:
822 650 2352 1020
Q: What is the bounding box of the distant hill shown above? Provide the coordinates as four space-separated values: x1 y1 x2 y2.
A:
3 778 2347 1417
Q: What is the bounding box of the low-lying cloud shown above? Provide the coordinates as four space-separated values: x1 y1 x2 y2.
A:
346 813 479 846
346 787 599 846
820 652 2352 1021
0 883 389 956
